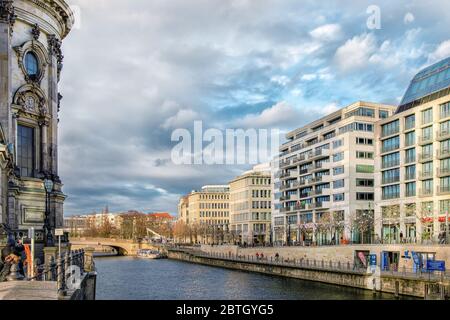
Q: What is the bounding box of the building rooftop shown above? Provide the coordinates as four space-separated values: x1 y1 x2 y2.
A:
397 57 450 113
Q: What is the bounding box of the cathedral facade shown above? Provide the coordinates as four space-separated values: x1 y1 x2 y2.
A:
0 0 73 245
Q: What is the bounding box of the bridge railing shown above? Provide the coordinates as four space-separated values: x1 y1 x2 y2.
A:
6 248 96 298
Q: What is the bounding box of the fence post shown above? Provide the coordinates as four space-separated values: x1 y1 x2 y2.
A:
6 263 24 281
57 254 67 298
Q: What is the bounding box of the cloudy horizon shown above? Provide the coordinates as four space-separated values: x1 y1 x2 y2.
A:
60 0 450 216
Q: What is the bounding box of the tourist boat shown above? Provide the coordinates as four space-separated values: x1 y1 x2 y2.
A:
137 249 167 259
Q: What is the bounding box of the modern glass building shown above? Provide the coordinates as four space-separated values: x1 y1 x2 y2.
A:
375 57 450 244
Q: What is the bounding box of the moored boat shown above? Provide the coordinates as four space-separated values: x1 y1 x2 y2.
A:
137 249 167 259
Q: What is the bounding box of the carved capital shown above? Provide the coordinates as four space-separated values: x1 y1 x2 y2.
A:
31 23 41 41
48 34 64 81
0 0 16 33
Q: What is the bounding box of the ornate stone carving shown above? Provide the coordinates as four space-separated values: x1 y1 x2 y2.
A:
31 23 41 40
48 35 64 81
14 40 49 85
0 0 16 33
57 93 63 112
13 84 49 117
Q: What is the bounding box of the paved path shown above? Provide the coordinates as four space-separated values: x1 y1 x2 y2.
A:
0 281 58 300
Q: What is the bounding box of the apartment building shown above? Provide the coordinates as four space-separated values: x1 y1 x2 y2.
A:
277 101 396 245
375 57 450 244
178 185 230 243
229 164 272 245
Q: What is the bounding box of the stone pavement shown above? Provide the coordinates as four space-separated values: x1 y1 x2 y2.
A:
0 281 58 300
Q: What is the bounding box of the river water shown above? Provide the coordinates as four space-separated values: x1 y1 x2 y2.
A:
94 256 408 300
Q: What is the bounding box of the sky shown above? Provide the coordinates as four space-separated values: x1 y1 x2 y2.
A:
60 0 450 216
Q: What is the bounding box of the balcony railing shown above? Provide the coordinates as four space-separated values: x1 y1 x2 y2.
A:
419 135 433 145
418 153 434 162
419 189 434 197
382 145 400 154
437 130 450 141
438 186 450 195
438 167 450 177
382 161 400 169
404 156 416 164
418 171 434 180
437 149 450 159
382 177 400 185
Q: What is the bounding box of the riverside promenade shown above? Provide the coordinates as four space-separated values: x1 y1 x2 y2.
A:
168 244 450 299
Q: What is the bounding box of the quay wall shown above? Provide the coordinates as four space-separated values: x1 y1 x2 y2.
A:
168 249 449 299
199 244 450 271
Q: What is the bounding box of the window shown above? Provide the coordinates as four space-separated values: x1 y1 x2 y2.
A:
405 131 415 147
25 52 39 77
382 136 400 153
440 199 450 214
356 165 374 173
441 177 450 193
333 152 344 162
333 166 344 176
339 122 374 134
422 144 433 158
405 148 416 164
382 152 400 169
441 139 450 154
421 126 433 141
356 138 373 145
405 165 416 180
422 108 433 125
441 102 450 119
333 139 344 149
382 185 400 200
382 120 399 137
333 193 345 202
345 107 375 118
356 151 374 159
382 168 400 184
405 182 416 197
333 180 345 189
356 193 374 201
379 110 389 119
356 179 374 187
440 120 450 136
17 125 35 177
422 161 433 177
422 179 434 195
405 114 416 130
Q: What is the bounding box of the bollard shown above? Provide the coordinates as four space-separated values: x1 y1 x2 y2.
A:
347 262 350 270
64 251 70 284
6 263 24 281
395 281 400 298
57 254 67 298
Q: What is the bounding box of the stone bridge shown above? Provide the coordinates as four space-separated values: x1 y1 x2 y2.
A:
70 238 162 256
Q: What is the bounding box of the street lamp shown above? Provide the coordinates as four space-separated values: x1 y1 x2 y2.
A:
43 178 54 247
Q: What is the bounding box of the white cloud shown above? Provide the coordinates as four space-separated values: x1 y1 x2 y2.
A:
428 40 450 63
334 33 377 72
161 109 200 129
270 75 290 86
321 103 340 115
404 12 415 25
235 101 301 128
310 24 343 42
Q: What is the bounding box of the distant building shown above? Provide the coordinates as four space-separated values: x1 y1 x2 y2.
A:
277 101 396 245
229 164 272 245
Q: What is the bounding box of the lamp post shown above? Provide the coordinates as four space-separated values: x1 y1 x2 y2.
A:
43 178 54 247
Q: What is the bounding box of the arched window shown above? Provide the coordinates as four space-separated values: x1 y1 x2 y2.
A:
25 52 39 77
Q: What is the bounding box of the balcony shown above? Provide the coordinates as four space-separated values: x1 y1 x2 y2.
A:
438 167 450 177
418 135 433 145
437 130 450 141
437 149 450 160
280 181 299 191
419 189 434 197
280 171 298 179
307 189 323 197
405 173 416 181
418 153 433 163
286 194 299 201
279 159 292 167
382 145 400 154
382 161 400 169
382 177 400 185
438 186 450 195
418 171 434 180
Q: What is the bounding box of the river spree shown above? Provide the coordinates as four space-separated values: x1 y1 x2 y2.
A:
95 257 408 300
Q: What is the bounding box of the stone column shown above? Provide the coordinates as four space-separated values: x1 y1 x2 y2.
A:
39 119 49 173
0 1 14 140
83 247 95 272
